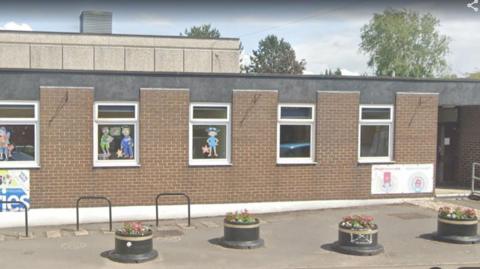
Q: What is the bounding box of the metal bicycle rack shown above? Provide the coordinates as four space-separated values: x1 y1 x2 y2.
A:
76 196 112 232
155 192 191 227
0 200 29 237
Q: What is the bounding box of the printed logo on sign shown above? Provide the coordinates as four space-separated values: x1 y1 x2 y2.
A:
0 187 30 212
382 172 393 193
0 170 30 212
409 172 427 193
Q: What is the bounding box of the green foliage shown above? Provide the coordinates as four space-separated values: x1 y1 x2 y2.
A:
246 35 306 74
324 68 342 76
182 24 221 39
360 9 449 78
438 206 477 220
468 72 480 80
225 209 256 224
340 215 376 230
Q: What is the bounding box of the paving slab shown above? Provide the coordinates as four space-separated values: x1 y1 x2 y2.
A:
200 220 220 228
45 230 62 239
176 222 196 230
0 234 4 241
1 204 480 269
73 229 88 236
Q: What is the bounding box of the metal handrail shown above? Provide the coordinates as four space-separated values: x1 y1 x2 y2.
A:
76 196 112 232
155 192 191 227
471 163 480 195
0 200 29 237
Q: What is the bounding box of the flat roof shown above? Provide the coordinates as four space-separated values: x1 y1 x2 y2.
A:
0 67 476 84
0 29 240 41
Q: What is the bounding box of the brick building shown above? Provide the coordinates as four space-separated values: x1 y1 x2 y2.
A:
0 26 480 226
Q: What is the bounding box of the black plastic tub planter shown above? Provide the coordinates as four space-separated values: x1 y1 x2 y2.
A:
105 222 158 263
435 206 480 244
220 209 264 249
332 215 384 256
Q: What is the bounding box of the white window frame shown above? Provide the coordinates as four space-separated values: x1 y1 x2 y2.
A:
0 101 40 168
93 102 139 167
277 104 315 164
358 105 394 163
189 103 231 166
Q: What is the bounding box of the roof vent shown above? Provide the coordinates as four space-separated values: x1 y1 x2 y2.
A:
80 11 112 34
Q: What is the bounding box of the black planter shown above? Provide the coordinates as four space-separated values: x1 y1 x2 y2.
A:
220 218 264 249
105 230 158 263
333 225 384 256
435 217 480 244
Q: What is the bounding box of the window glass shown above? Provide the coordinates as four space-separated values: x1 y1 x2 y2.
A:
360 125 389 157
97 125 135 160
192 125 227 159
98 105 135 119
361 108 391 120
0 125 35 161
279 125 311 158
280 107 312 120
0 105 35 118
193 107 228 119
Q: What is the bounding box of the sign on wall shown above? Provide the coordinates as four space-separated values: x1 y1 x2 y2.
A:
371 164 434 194
0 170 30 212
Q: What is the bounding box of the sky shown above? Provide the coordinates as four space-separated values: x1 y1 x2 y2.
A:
0 0 479 76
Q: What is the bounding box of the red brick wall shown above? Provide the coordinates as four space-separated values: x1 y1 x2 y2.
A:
395 93 438 165
28 88 439 208
455 106 480 183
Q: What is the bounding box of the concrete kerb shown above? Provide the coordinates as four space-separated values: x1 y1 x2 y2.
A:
0 197 434 229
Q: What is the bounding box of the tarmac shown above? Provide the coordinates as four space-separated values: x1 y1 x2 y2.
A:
1 198 480 269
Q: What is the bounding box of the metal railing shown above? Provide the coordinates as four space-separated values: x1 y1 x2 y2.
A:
76 196 112 232
472 163 480 196
0 200 29 237
155 192 191 227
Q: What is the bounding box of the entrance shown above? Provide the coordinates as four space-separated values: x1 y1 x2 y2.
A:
436 107 461 187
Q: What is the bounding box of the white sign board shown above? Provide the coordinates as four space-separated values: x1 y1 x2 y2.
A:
371 164 434 194
0 170 30 212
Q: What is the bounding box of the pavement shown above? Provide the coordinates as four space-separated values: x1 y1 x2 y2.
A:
1 200 480 269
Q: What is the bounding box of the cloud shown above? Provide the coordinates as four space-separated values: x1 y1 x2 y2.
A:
294 29 369 75
0 21 32 31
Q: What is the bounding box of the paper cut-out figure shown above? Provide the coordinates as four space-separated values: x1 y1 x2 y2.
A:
100 127 114 158
120 127 134 159
205 127 219 157
0 127 10 161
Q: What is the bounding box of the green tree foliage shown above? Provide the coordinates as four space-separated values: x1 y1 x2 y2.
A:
468 72 480 80
246 35 306 74
324 68 342 76
182 24 221 38
360 9 449 78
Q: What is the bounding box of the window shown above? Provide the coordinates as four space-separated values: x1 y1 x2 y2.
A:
189 104 230 165
277 104 315 164
94 103 139 167
0 101 39 168
358 105 394 163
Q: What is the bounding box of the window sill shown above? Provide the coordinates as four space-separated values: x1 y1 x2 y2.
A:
277 160 317 165
358 160 396 165
0 165 40 169
189 161 232 167
93 163 141 168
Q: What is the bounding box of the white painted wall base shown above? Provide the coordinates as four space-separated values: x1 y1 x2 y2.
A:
0 197 433 228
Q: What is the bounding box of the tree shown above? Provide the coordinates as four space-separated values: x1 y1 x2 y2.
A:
246 35 306 74
468 72 480 80
324 68 342 76
360 9 449 78
182 24 221 38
